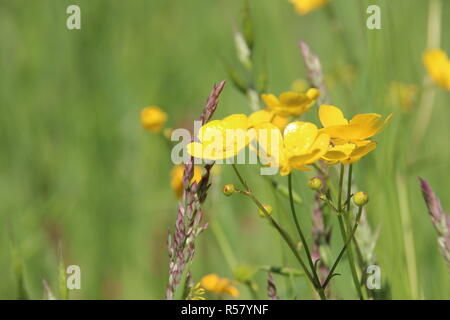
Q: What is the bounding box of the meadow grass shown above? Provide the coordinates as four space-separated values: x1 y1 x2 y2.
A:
0 0 448 299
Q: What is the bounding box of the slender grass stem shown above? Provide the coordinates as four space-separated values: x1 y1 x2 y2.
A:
337 164 364 299
322 206 363 289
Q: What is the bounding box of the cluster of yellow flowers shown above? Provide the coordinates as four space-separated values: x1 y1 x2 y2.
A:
198 274 239 298
187 88 392 175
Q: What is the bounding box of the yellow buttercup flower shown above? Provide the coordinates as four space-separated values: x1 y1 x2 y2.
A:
261 88 320 117
170 165 202 198
321 139 377 165
423 49 450 90
289 0 328 16
249 109 289 131
187 114 250 160
141 106 167 132
254 121 330 175
200 274 239 298
318 105 392 142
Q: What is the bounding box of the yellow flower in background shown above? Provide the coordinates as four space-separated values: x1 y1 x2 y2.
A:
141 106 167 132
255 121 330 175
170 165 202 198
249 109 289 131
188 282 206 300
200 274 239 297
261 88 320 117
187 114 250 160
388 82 418 113
423 49 450 90
289 0 328 15
321 139 377 165
318 105 392 142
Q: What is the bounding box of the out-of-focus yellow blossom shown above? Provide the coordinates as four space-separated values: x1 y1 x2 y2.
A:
200 274 239 297
423 49 450 90
170 165 202 198
291 79 308 93
188 282 206 300
318 105 392 142
141 106 167 132
289 0 328 15
388 82 418 113
187 114 250 160
321 139 377 165
261 88 320 117
249 109 289 131
255 121 330 175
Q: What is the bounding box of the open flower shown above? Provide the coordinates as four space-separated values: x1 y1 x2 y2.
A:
261 88 320 117
170 165 202 198
249 109 289 131
318 105 392 142
141 106 167 132
200 274 239 298
423 49 450 90
289 0 328 16
321 139 377 165
187 114 250 160
255 121 330 175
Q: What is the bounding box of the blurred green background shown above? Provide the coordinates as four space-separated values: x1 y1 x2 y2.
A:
0 0 449 299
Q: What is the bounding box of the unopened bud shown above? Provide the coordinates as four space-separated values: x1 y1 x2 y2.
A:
353 191 369 206
223 184 235 196
308 177 322 191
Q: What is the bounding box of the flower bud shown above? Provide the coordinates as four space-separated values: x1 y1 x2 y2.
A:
258 204 273 217
308 177 322 191
353 191 369 207
223 184 235 196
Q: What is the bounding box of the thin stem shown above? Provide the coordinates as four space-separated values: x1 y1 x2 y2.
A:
337 164 364 299
346 165 353 211
322 206 363 288
288 174 326 299
338 164 345 210
231 164 320 297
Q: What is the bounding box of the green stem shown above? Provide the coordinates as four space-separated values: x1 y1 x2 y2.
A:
337 164 364 299
322 206 363 288
231 164 320 297
288 174 326 300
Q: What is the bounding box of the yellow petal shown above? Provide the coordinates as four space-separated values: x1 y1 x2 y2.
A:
261 94 280 109
319 105 348 127
222 114 249 130
249 110 272 127
279 92 310 106
350 141 377 160
349 113 393 139
197 120 226 144
284 122 318 156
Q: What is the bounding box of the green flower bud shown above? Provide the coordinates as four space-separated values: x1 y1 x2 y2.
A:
353 191 369 207
308 177 322 191
223 184 235 196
